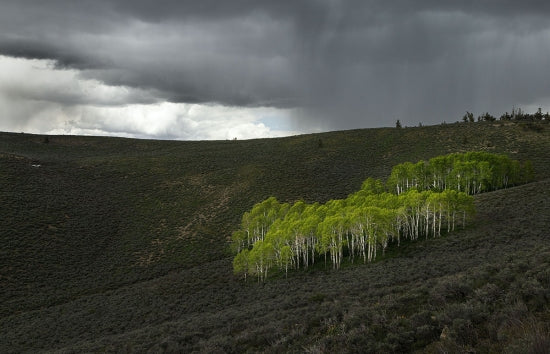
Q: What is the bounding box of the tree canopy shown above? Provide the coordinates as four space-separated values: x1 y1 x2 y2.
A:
387 151 533 195
231 152 532 281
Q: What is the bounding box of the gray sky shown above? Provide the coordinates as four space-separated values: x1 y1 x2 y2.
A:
1 1 549 139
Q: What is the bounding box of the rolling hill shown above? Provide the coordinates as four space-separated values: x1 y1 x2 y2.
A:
1 121 549 352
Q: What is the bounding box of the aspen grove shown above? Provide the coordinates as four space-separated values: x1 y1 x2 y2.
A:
232 152 532 282
387 151 534 195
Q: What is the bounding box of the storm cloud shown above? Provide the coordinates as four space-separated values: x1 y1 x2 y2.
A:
1 1 549 138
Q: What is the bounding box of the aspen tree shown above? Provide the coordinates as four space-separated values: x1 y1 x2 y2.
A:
233 249 250 281
248 240 275 282
231 230 247 253
360 177 385 195
300 203 324 267
230 151 530 280
264 219 288 270
280 245 292 277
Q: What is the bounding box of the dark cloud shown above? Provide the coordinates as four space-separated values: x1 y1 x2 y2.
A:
1 0 550 131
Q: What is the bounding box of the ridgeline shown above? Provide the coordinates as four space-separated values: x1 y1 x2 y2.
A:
1 121 549 352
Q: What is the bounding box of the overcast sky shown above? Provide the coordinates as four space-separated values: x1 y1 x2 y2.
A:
1 1 549 140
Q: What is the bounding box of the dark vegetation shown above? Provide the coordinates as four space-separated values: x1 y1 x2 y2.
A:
1 120 549 352
461 107 550 123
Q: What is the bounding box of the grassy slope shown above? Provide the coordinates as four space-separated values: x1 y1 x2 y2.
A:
0 121 549 352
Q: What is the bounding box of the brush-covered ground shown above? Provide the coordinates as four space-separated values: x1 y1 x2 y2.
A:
1 121 549 353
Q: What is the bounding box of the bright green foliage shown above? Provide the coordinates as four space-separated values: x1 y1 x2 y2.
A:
236 197 289 252
232 249 250 280
232 152 531 281
387 151 532 195
247 240 275 282
230 230 247 253
360 177 385 195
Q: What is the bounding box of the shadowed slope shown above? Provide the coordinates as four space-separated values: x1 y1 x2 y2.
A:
0 121 549 352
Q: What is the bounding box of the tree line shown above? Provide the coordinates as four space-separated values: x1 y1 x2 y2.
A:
231 152 532 282
462 107 550 122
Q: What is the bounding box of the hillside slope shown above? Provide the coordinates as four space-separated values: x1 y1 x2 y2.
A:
1 121 549 352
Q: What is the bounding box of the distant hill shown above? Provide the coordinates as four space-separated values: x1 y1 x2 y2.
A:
1 121 549 352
